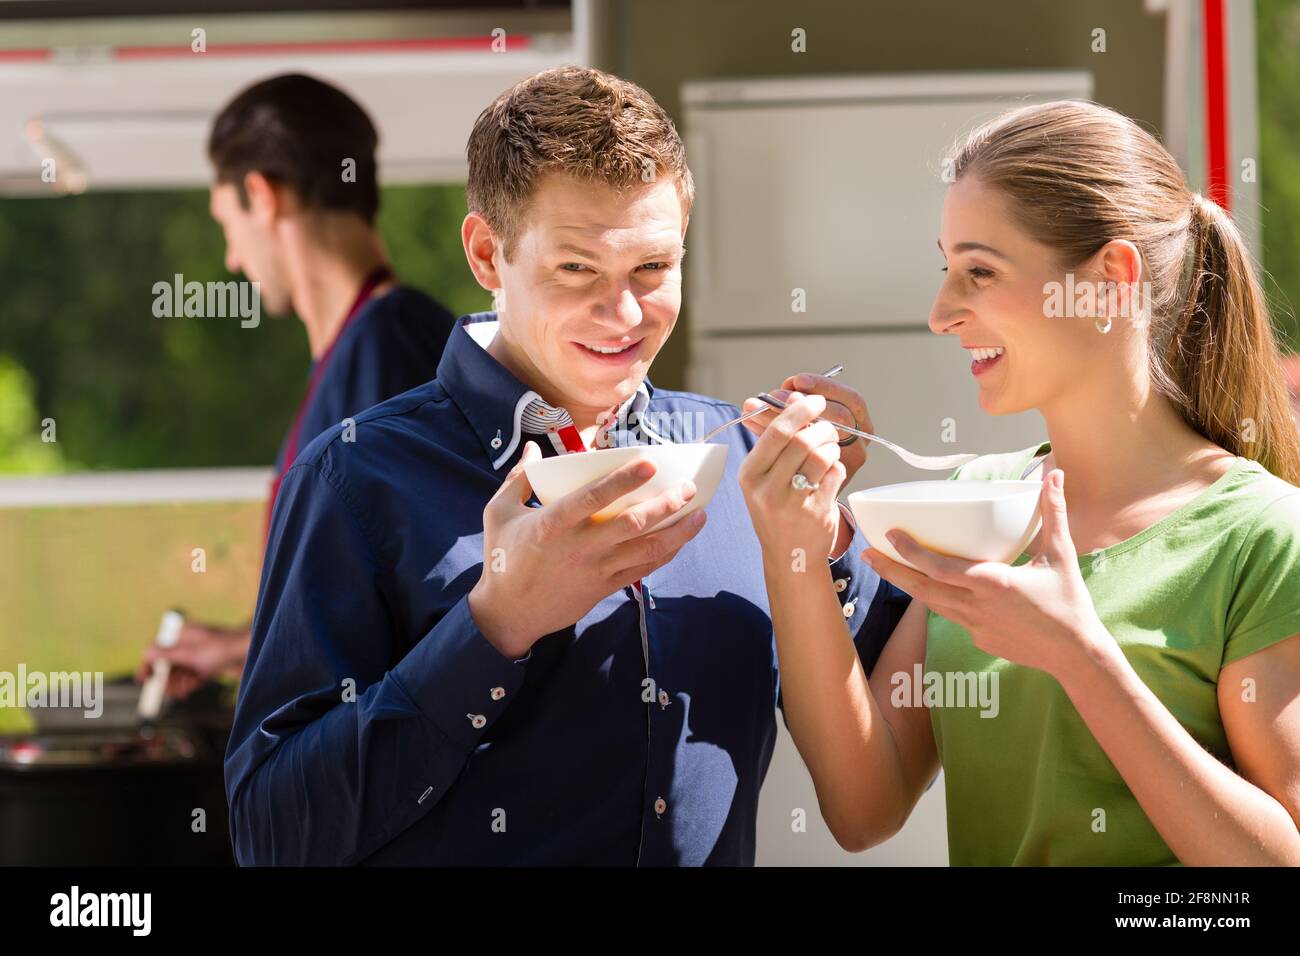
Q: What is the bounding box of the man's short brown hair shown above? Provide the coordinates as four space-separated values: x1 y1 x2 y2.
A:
209 73 380 223
466 66 694 258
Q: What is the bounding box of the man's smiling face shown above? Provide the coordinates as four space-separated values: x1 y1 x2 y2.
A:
474 171 687 425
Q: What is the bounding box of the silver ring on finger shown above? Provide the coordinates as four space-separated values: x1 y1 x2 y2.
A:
791 472 819 492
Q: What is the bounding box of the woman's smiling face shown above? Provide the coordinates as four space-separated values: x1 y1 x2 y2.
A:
929 174 1110 416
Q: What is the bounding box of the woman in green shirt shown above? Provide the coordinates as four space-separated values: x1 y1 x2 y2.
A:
739 100 1300 865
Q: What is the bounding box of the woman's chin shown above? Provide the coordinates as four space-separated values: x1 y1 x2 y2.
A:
976 387 1027 417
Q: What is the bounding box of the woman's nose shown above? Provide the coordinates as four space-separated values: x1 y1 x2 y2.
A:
929 289 968 336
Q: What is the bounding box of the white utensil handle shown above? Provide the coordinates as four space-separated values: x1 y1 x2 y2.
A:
137 610 184 721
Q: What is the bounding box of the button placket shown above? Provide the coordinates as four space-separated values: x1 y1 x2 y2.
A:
633 581 660 864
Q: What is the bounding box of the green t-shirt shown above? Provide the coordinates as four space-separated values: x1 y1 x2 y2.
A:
926 441 1300 865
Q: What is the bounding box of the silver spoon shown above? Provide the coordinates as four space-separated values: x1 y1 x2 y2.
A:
756 392 979 472
697 364 844 444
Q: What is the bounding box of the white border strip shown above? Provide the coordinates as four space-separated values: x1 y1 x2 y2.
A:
683 70 1094 108
0 468 272 508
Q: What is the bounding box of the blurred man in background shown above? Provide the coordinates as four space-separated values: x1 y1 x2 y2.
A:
137 73 456 697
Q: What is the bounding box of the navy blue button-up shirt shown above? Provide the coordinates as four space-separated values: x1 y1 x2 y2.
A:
226 312 910 866
272 284 457 473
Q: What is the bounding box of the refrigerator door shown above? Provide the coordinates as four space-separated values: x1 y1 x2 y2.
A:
679 73 1084 865
683 73 1091 336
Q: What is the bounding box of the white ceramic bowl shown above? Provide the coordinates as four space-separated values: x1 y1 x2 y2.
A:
523 443 729 532
847 480 1043 570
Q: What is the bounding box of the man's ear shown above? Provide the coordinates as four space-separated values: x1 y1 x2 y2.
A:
242 171 287 229
462 211 504 292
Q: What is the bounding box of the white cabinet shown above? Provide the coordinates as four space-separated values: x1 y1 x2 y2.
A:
683 72 1090 865
757 733 951 867
684 72 1094 334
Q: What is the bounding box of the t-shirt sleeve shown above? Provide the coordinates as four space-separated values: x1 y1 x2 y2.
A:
1223 492 1300 665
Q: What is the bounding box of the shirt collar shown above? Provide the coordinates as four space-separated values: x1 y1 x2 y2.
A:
436 312 662 470
595 383 664 447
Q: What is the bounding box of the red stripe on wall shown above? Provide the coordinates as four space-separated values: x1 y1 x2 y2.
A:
0 49 52 61
1202 0 1231 212
116 35 531 59
0 35 530 62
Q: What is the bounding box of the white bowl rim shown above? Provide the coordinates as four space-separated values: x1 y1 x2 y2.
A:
523 441 723 463
847 479 1043 505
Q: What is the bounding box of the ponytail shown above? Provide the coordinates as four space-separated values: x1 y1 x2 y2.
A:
951 101 1300 486
1166 194 1300 485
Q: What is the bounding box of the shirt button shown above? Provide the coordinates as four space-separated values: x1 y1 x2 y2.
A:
490 687 506 701
468 713 487 729
842 601 855 617
654 797 667 816
834 577 848 592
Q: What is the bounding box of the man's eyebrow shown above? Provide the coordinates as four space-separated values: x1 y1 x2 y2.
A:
553 242 685 260
937 239 1009 260
555 242 602 258
645 245 685 260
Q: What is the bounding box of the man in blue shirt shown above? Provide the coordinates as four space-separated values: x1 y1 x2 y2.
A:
225 66 909 865
137 74 456 698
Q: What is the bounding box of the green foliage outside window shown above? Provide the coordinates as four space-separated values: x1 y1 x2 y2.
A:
0 183 489 474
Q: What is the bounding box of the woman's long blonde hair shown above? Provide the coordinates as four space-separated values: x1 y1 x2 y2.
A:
951 100 1300 485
